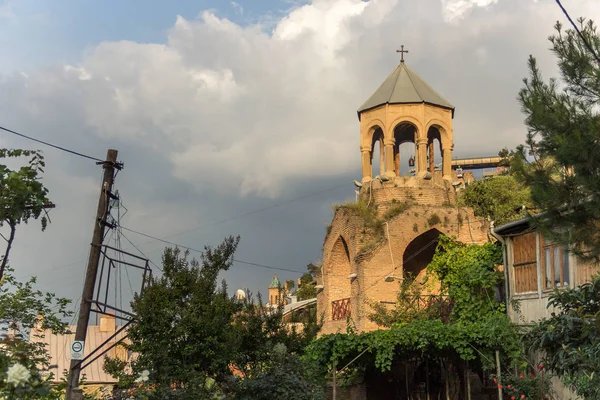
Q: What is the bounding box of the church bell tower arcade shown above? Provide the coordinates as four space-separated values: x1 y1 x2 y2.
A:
358 56 455 182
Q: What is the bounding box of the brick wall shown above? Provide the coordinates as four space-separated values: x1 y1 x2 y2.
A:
318 181 490 335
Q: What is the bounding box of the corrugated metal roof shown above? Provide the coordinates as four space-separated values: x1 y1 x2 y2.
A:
30 324 130 384
357 62 454 116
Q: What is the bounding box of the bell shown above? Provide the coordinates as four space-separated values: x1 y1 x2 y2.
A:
408 156 415 167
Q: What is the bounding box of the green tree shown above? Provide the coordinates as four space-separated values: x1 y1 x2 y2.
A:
459 174 532 225
0 149 52 280
121 237 241 399
236 343 324 400
106 238 322 399
515 18 600 258
0 271 72 400
296 263 320 301
525 276 600 399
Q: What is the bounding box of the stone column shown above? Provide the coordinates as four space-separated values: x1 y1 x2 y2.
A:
379 140 385 176
429 142 435 173
361 149 372 183
394 147 400 176
384 140 396 179
416 138 428 177
442 146 453 180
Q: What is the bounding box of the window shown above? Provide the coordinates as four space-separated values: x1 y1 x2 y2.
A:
512 232 538 293
542 236 569 289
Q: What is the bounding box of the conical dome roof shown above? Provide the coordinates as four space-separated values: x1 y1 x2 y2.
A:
358 62 454 118
269 274 281 289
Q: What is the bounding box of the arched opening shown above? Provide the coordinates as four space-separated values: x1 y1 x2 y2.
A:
394 122 417 176
403 229 442 285
427 127 443 174
371 127 384 178
327 236 352 320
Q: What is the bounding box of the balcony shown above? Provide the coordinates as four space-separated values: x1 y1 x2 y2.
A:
332 298 351 320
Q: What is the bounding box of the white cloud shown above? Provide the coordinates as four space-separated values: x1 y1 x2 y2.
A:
441 0 499 22
2 0 600 200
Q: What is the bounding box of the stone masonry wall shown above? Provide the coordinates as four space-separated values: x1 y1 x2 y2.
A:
318 179 489 336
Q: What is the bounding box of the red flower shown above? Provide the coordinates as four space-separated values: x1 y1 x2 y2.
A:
511 397 515 400
519 375 524 379
538 365 543 370
521 395 525 399
507 385 511 388
531 374 535 378
494 378 497 383
498 385 503 389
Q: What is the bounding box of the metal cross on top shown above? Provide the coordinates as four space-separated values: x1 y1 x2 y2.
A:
396 45 409 63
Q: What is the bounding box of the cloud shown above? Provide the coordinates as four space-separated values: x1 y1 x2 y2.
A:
441 0 499 22
3 0 600 201
1 0 600 303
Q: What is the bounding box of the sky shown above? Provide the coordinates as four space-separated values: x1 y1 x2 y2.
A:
1 0 599 316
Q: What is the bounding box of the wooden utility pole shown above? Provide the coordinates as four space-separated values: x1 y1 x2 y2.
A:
65 149 119 400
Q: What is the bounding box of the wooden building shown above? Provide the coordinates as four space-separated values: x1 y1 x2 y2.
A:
494 216 600 400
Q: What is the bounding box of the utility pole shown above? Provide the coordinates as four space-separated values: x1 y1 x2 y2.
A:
65 149 119 400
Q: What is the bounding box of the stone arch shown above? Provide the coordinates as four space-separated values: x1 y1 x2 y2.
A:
426 121 453 179
325 236 352 320
360 123 386 181
371 127 384 177
393 121 418 176
402 228 443 286
426 127 443 174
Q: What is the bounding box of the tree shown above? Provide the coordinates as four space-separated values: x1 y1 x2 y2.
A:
105 238 323 399
236 343 324 400
459 174 532 226
119 237 241 398
0 149 52 280
515 18 600 258
0 271 72 400
284 279 295 293
525 276 600 399
296 263 320 301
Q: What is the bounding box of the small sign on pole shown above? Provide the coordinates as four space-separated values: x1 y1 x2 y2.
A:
71 341 84 361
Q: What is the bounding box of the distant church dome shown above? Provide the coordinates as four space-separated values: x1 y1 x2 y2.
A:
235 289 247 301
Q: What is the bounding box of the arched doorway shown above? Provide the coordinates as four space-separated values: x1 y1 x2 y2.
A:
394 122 417 176
327 236 352 321
402 229 442 286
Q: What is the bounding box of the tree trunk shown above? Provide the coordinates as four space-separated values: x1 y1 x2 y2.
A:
0 222 16 280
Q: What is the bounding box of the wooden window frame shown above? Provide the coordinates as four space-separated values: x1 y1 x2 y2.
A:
541 235 570 290
511 232 538 294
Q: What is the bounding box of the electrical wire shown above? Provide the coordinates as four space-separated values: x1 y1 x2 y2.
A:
119 226 306 274
0 125 104 162
137 183 350 244
555 0 600 65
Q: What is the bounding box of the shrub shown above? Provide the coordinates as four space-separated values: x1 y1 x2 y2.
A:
427 213 441 226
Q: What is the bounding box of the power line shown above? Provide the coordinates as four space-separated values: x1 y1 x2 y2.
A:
146 183 350 243
37 182 353 275
120 226 305 275
555 0 600 65
0 125 104 162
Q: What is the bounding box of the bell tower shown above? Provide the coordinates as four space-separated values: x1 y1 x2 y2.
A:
357 50 455 182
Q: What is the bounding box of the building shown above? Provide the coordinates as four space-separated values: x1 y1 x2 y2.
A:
494 216 600 400
317 58 490 335
30 314 130 396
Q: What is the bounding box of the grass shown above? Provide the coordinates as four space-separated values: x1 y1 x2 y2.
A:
427 213 442 226
382 201 410 221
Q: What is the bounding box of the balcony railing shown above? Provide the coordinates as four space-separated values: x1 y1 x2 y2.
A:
332 298 351 320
